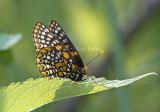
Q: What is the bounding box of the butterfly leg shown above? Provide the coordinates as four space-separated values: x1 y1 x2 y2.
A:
83 75 97 84
73 74 79 86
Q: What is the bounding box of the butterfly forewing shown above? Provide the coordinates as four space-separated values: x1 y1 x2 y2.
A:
49 20 84 68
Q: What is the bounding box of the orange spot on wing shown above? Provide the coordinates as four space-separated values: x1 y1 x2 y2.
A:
35 43 40 48
71 52 75 56
36 58 40 63
34 38 38 42
37 22 42 26
35 25 40 29
34 29 38 33
62 52 70 59
55 45 62 50
36 49 40 52
41 72 47 77
72 64 75 71
40 48 47 53
64 59 68 65
52 21 55 24
67 72 71 75
65 45 69 49
37 52 42 58
49 27 52 31
55 63 64 68
45 47 51 51
74 52 78 55
58 72 63 76
76 65 79 70
50 24 54 27
33 33 37 38
62 66 66 71
39 66 43 71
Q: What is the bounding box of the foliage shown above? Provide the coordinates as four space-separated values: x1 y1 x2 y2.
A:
0 72 157 112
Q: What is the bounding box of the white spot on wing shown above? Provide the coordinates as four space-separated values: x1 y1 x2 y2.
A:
57 27 61 31
51 62 54 65
41 36 45 39
47 38 51 41
44 44 47 47
47 56 51 59
51 54 54 57
45 60 48 63
48 34 53 38
46 65 50 69
51 43 54 47
55 30 58 33
41 40 45 43
49 70 53 74
60 33 63 36
69 59 72 63
46 41 49 44
44 28 49 32
55 56 58 59
42 32 46 35
42 25 45 28
68 64 71 68
63 72 66 75
67 68 70 71
55 40 59 43
53 41 56 44
58 36 62 39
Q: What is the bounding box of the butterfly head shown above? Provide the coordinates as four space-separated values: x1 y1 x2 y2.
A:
82 66 88 75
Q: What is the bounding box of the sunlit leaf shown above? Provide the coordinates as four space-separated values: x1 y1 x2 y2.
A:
0 72 157 112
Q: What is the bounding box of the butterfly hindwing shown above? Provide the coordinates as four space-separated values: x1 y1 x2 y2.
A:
33 22 62 78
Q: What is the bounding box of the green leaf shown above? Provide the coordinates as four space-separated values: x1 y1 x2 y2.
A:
0 33 22 51
0 72 157 112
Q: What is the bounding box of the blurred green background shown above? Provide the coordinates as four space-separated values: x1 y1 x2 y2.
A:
0 0 159 112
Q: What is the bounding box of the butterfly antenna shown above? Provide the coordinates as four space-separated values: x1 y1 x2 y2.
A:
86 50 104 66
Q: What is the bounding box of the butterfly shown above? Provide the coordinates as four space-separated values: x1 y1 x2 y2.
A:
32 20 88 82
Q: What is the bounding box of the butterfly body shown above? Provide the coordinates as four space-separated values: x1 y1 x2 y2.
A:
32 20 87 81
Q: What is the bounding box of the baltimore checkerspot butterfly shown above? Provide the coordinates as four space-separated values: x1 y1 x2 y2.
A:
32 20 104 82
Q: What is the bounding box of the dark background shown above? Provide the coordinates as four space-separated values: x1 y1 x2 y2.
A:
0 0 159 112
